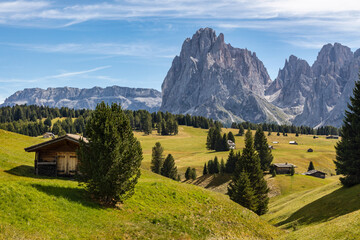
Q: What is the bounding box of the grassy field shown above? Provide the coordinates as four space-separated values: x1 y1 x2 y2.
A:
1 125 357 239
263 175 360 239
134 126 338 176
0 129 282 239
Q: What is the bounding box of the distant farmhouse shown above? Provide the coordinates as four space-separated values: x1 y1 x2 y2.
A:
289 141 298 145
304 170 326 179
273 163 297 174
25 134 87 177
227 140 236 150
326 135 339 139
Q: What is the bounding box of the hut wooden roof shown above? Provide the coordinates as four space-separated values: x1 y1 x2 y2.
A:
25 134 88 152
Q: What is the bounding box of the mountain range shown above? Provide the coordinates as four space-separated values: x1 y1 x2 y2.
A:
2 28 359 128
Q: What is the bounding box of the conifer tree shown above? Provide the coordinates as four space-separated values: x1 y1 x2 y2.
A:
185 167 191 180
203 163 208 175
78 102 142 205
308 161 315 171
228 171 257 212
228 129 269 215
222 133 229 151
214 156 220 174
335 79 360 187
220 158 226 174
254 128 273 171
206 128 215 150
161 154 178 180
225 149 237 173
228 131 235 143
208 160 214 174
238 125 244 136
151 142 164 174
190 168 197 180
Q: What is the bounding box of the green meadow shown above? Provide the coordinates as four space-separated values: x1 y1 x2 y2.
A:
1 126 359 239
134 126 338 176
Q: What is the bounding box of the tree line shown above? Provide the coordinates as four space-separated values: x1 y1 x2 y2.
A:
0 104 222 137
231 121 339 136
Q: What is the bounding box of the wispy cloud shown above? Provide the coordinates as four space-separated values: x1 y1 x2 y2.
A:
1 0 360 48
0 65 111 83
3 42 177 58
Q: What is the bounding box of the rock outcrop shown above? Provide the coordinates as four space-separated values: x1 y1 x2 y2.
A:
160 28 289 124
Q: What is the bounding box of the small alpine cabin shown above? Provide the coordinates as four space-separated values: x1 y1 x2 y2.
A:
273 163 297 174
25 134 87 177
304 170 326 179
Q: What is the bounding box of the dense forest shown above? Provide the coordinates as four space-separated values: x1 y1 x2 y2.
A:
0 104 339 137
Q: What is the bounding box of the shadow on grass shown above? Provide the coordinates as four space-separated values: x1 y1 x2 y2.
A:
192 174 231 189
276 184 360 228
31 184 101 209
5 165 73 180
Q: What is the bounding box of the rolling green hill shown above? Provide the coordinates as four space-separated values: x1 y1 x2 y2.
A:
0 129 282 239
134 126 338 176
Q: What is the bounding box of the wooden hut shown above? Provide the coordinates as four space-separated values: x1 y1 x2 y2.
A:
25 134 87 177
227 140 236 150
273 163 297 174
304 170 326 179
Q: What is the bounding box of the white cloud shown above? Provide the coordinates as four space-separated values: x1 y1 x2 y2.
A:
3 42 177 58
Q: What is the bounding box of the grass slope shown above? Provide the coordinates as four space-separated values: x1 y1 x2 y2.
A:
263 175 360 239
135 126 338 176
0 129 281 239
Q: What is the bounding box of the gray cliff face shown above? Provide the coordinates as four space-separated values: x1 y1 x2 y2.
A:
268 43 360 128
160 28 288 124
1 86 161 112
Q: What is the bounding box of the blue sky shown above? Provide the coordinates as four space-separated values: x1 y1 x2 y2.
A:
1 0 360 103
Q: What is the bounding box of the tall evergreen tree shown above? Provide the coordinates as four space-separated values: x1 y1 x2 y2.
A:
214 156 220 174
238 125 244 136
335 79 360 187
78 102 143 205
228 171 257 212
161 154 178 180
228 131 235 143
225 150 237 173
190 168 197 180
185 167 191 180
208 160 214 174
228 129 269 215
222 133 229 151
151 142 164 174
308 161 315 171
220 158 226 174
203 163 208 175
254 128 273 171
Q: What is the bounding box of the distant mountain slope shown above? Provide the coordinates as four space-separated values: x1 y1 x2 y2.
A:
160 27 289 125
1 86 161 112
267 43 360 127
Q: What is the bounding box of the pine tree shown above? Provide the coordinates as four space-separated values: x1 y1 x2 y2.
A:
225 149 237 174
220 158 226 174
254 128 273 171
335 78 360 187
208 160 214 174
222 133 229 151
161 154 178 180
228 129 269 215
228 171 257 212
228 131 235 143
308 161 315 171
203 163 208 175
190 168 197 180
214 156 220 174
206 128 215 150
78 102 143 205
238 125 244 136
151 142 164 174
185 167 191 180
